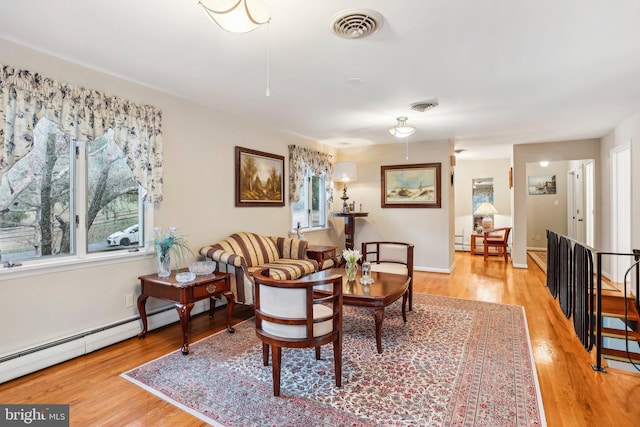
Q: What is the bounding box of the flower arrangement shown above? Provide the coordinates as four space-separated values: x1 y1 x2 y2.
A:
342 248 362 281
152 226 192 277
342 248 362 265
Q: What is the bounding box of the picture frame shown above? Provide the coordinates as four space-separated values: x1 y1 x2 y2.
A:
528 174 556 195
235 146 285 207
381 163 442 208
509 167 513 189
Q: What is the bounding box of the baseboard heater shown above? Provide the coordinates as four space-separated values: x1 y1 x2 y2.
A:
0 300 210 384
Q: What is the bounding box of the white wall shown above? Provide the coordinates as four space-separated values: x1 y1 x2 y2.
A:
525 161 569 250
512 139 601 267
333 141 455 272
454 158 512 250
0 39 334 359
599 110 640 278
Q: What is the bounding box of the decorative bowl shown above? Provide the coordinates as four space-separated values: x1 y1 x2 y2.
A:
176 272 196 283
188 261 216 275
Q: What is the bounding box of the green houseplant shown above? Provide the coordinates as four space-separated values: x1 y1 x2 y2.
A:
152 226 192 278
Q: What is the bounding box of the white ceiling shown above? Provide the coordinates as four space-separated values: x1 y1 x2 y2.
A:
2 0 640 159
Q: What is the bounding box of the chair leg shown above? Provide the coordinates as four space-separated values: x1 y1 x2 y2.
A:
271 346 282 396
503 246 509 262
408 280 413 311
333 337 342 388
315 346 321 360
262 342 269 366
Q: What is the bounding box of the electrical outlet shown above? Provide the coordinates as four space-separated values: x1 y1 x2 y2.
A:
125 293 134 308
535 234 541 241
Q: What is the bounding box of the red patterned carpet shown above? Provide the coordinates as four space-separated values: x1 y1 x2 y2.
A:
122 294 546 426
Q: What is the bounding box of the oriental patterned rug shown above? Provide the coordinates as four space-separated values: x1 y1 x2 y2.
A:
122 294 546 426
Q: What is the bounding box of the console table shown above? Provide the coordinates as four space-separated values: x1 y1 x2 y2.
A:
307 244 338 269
137 271 235 355
331 211 369 250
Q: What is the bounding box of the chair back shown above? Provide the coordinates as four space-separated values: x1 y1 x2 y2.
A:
361 241 415 310
361 241 414 275
253 268 342 343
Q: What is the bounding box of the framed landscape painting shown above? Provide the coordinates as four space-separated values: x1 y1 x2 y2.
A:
235 146 285 207
528 174 556 195
381 163 442 208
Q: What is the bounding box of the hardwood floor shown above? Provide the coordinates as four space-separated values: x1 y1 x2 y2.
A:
1 252 639 426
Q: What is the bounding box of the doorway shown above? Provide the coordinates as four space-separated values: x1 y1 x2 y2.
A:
611 144 631 283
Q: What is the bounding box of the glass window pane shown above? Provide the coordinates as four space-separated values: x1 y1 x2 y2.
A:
86 130 143 252
311 175 326 227
0 118 73 262
291 177 309 229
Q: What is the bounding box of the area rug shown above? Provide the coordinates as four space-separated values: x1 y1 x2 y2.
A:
122 294 546 426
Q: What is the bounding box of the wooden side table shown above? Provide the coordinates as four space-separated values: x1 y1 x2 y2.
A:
307 245 339 269
470 233 485 255
137 271 235 355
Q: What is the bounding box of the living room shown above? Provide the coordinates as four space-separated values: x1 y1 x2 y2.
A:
1 1 640 425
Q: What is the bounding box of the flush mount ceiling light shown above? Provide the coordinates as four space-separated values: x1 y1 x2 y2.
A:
198 0 270 33
409 100 439 112
388 117 416 138
330 9 383 39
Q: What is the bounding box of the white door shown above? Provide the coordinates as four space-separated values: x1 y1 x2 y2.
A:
611 145 631 283
574 167 586 243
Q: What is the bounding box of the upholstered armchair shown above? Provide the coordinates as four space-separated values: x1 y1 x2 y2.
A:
361 241 415 311
253 268 343 397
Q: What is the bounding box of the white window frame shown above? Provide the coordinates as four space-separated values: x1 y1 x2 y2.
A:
291 170 328 232
0 130 155 281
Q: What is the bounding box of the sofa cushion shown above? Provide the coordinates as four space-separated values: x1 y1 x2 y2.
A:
247 258 317 281
269 236 309 260
204 232 280 268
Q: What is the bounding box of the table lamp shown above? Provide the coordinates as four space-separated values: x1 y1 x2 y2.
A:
333 161 357 212
474 201 498 231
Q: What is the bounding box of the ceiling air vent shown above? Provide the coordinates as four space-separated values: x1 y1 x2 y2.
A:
410 100 439 112
330 9 383 39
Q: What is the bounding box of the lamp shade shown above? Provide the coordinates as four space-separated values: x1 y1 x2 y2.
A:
474 201 498 216
333 161 357 182
199 0 270 33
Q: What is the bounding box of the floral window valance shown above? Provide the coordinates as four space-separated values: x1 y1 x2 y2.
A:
288 145 333 203
0 65 164 202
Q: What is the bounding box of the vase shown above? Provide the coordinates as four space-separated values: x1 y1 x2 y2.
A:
346 261 358 281
157 252 171 277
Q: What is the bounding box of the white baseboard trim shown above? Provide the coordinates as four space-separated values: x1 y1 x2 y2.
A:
513 263 528 269
0 300 210 384
415 266 452 274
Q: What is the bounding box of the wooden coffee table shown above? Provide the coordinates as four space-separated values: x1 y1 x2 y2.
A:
306 267 410 353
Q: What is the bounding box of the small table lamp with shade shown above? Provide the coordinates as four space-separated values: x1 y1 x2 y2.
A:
333 161 357 213
474 201 498 232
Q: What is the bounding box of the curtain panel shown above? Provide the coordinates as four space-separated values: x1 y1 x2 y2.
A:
288 145 333 204
0 65 164 202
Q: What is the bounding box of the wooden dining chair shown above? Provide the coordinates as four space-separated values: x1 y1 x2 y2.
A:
253 268 343 397
361 241 414 311
483 227 512 261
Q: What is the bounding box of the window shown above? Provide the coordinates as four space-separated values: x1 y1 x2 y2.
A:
291 170 327 230
0 118 146 265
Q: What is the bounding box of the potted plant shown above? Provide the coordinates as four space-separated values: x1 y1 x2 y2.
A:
152 226 192 278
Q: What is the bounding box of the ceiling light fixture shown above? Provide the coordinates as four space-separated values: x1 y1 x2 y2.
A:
198 0 270 33
388 116 416 138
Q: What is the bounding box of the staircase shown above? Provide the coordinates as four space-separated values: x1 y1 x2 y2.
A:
599 291 640 366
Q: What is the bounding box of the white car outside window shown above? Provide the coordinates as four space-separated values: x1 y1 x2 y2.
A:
107 224 139 246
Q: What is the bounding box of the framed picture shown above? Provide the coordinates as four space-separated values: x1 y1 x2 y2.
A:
381 163 441 208
528 174 556 195
235 146 285 207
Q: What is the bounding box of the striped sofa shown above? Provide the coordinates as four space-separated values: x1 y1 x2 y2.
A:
199 232 318 305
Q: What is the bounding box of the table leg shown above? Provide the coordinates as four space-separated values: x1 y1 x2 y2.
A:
208 296 216 318
223 290 236 333
137 295 149 339
402 291 408 323
176 303 194 355
373 308 385 354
